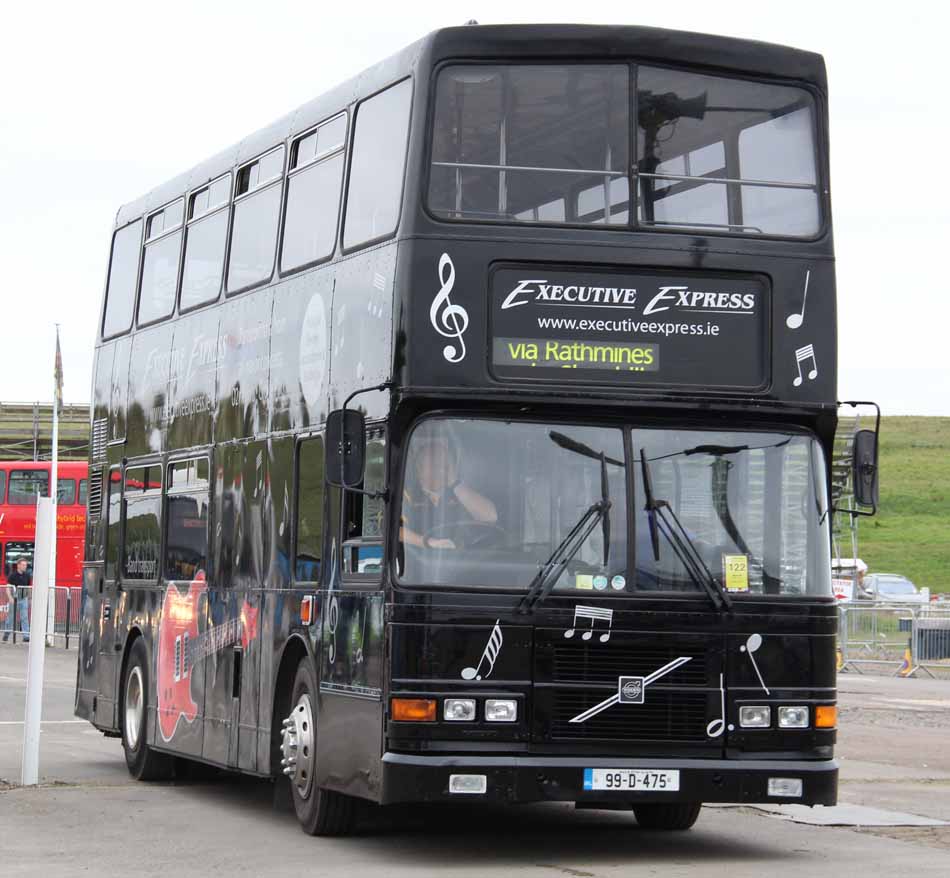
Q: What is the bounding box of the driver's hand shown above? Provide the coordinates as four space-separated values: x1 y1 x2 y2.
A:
428 538 456 549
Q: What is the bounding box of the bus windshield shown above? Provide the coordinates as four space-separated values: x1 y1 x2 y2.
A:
398 419 831 597
429 64 819 236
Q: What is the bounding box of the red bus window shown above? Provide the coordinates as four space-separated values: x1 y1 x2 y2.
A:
0 470 6 503
56 479 76 505
4 542 34 578
8 470 49 505
78 479 88 506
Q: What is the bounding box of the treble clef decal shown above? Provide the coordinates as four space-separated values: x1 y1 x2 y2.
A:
429 253 469 363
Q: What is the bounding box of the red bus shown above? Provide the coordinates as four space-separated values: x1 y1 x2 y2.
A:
0 460 88 587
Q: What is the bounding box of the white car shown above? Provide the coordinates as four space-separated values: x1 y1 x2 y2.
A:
862 573 930 603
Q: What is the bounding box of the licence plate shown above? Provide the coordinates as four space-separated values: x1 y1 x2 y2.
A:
583 768 680 792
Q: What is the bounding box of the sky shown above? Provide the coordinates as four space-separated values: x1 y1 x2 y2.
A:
1 0 947 414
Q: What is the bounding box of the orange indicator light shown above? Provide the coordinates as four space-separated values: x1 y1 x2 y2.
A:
392 698 437 722
815 705 837 728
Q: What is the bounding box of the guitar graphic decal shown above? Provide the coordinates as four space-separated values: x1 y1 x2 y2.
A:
156 571 259 742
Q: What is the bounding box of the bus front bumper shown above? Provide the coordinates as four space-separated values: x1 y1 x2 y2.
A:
379 753 837 806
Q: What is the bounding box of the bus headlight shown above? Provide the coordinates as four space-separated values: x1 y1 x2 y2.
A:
485 699 517 722
739 705 771 728
778 706 809 728
444 699 476 721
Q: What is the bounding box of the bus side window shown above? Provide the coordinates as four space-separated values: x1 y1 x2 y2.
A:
281 114 346 273
102 219 142 338
8 470 50 505
105 468 122 581
227 146 285 293
138 199 185 325
294 436 325 583
165 459 209 582
78 479 87 507
56 479 76 505
0 470 6 503
122 465 162 582
342 431 386 576
343 78 412 250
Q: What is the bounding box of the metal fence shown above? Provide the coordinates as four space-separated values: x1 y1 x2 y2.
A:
0 584 81 648
838 601 950 677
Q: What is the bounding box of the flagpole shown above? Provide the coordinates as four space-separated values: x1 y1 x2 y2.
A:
47 326 61 646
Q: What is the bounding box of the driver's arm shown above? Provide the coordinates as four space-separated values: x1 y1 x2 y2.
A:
452 482 497 524
400 491 426 548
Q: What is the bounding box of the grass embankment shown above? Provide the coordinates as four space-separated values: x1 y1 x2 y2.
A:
855 417 950 593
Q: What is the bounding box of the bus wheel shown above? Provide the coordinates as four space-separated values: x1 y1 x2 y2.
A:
633 802 702 831
121 638 173 781
281 659 356 836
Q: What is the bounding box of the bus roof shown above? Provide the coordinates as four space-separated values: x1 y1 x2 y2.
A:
112 24 826 230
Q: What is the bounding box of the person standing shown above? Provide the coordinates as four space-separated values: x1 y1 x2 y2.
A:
5 558 31 642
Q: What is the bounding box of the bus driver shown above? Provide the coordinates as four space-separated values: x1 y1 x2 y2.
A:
400 433 497 550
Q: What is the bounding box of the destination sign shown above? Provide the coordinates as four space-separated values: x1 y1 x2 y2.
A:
490 266 769 390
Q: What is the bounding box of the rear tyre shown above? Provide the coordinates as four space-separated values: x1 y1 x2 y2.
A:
633 802 702 831
282 659 357 836
121 637 174 781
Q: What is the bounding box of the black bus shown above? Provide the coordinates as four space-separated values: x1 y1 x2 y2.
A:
76 23 880 835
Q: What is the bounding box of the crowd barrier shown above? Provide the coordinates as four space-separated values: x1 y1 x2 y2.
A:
0 584 81 649
838 600 950 677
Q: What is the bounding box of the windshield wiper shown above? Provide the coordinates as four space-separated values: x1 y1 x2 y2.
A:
640 447 732 612
518 433 613 613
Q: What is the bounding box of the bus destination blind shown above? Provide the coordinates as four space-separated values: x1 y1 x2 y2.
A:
490 267 769 390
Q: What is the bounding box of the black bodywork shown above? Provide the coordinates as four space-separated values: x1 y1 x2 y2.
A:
76 24 839 808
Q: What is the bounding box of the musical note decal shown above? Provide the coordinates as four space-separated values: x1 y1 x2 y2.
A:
564 605 613 643
430 253 469 364
327 596 339 665
793 344 818 387
569 657 692 723
740 633 770 695
706 673 734 738
461 619 503 680
786 269 810 329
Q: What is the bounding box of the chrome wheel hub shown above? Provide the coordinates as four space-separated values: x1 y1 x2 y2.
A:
124 665 144 750
281 694 315 799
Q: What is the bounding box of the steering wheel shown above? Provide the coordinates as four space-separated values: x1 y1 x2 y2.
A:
423 519 507 550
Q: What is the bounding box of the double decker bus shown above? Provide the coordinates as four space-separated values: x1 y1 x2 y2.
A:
0 460 87 583
76 24 880 835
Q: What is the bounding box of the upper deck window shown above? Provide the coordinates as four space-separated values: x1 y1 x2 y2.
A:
637 67 819 236
138 199 185 325
429 64 820 238
281 113 347 272
101 220 142 338
180 174 231 310
343 79 412 249
227 147 284 293
430 65 629 227
8 470 49 505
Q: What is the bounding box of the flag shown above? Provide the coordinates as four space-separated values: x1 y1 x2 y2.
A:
54 326 63 411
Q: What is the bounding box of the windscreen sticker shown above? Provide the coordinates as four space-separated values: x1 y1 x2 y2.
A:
611 575 626 591
575 574 594 590
723 554 750 592
593 575 608 591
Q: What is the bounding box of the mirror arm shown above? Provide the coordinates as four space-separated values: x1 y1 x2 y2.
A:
836 400 881 517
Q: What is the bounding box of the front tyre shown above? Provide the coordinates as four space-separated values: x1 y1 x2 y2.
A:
633 802 702 830
121 637 173 781
282 659 357 836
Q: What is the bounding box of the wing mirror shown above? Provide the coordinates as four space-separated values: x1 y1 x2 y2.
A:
326 408 366 489
852 428 879 512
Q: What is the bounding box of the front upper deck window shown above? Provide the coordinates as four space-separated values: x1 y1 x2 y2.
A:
430 65 629 226
428 64 821 238
637 67 820 236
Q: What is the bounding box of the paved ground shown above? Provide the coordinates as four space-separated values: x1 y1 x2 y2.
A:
2 645 950 875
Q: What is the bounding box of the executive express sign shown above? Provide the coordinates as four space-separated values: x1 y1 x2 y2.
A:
490 266 769 390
